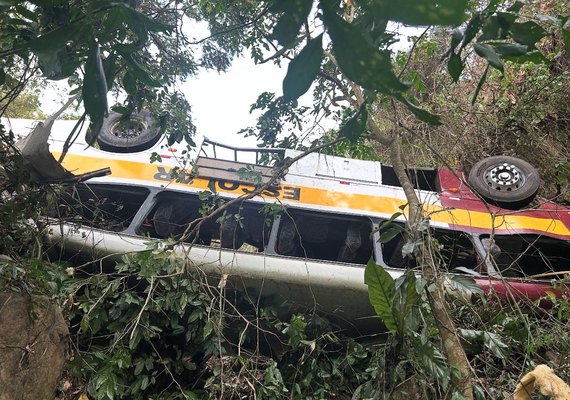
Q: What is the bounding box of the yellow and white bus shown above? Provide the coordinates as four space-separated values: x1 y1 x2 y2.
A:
10 113 570 330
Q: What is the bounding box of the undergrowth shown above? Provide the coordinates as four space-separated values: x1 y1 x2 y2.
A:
3 249 558 400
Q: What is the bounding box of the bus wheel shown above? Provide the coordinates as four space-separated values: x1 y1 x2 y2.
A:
468 156 540 209
95 111 161 153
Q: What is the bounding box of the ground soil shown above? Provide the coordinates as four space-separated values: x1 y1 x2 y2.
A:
0 291 68 400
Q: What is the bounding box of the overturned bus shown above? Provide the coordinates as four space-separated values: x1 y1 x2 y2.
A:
11 112 570 330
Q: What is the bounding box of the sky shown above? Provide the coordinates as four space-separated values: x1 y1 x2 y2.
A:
181 57 287 146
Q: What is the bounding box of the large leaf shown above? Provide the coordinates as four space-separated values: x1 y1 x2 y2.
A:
83 40 108 139
321 1 408 94
446 274 484 300
477 14 515 42
459 14 483 52
395 94 441 125
510 21 546 47
337 104 368 143
447 52 464 83
364 259 397 333
459 0 501 51
410 334 450 390
473 43 504 72
393 269 419 337
494 47 548 64
460 329 509 360
283 34 323 101
270 0 313 48
364 0 468 26
562 28 570 54
471 64 489 105
111 3 172 43
116 45 161 87
27 23 83 78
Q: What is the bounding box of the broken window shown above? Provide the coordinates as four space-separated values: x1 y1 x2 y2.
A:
274 209 373 264
482 235 570 279
142 192 273 252
57 184 150 232
380 225 481 274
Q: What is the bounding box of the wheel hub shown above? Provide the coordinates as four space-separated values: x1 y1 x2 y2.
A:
112 119 145 139
484 163 525 191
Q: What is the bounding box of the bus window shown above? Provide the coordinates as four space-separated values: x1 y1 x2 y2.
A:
59 184 150 232
275 209 373 264
481 235 570 279
142 193 273 252
380 226 480 274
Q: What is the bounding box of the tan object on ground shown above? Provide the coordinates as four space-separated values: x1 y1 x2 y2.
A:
514 364 570 400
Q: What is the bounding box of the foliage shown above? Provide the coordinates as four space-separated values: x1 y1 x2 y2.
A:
0 89 46 119
1 0 570 399
0 0 267 145
65 250 218 400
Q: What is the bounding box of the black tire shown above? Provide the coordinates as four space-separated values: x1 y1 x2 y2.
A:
468 155 540 209
96 110 162 153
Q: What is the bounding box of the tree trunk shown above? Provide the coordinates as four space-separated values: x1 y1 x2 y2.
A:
376 128 474 399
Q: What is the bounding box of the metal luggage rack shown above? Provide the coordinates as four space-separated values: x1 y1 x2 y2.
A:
198 138 286 166
195 138 287 184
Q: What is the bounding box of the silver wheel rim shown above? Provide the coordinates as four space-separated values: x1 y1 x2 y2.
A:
111 116 147 139
483 163 525 192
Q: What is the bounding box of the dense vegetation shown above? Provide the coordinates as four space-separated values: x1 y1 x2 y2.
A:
0 0 569 399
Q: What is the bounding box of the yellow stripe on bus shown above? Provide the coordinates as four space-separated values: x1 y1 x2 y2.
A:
57 153 570 238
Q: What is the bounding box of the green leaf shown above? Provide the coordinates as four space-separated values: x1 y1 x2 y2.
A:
448 52 463 83
492 43 528 56
109 3 171 46
562 28 570 55
500 50 548 64
27 23 83 78
393 269 419 336
270 0 313 47
122 71 138 95
203 319 214 339
460 329 509 360
395 94 441 125
401 240 421 258
411 335 450 389
111 105 130 115
379 227 403 244
364 259 397 333
471 64 489 105
0 0 23 4
337 104 368 143
447 275 484 299
115 3 172 33
364 0 469 26
116 46 161 87
478 14 514 42
473 383 486 400
103 52 118 89
283 34 323 101
321 2 408 94
0 68 5 86
459 14 483 52
483 331 509 360
83 40 108 138
15 4 38 21
473 43 504 72
510 21 546 47
379 212 403 229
